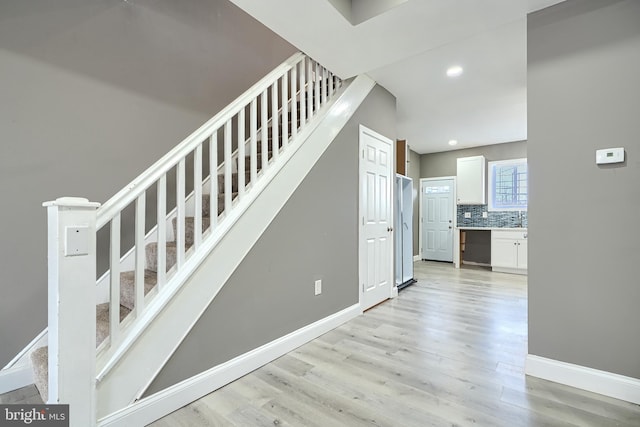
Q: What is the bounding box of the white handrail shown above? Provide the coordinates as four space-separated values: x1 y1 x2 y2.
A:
96 52 305 229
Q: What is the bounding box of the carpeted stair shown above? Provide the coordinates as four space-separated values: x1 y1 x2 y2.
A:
30 303 132 402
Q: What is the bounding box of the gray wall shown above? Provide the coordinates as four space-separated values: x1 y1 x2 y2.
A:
407 149 421 256
420 141 527 178
146 84 397 394
0 0 297 366
528 0 640 379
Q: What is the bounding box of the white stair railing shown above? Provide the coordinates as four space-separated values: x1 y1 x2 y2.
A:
44 52 341 426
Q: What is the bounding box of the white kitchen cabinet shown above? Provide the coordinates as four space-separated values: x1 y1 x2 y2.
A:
491 229 528 274
456 155 486 205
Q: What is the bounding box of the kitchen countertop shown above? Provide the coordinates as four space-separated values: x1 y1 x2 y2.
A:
457 226 527 231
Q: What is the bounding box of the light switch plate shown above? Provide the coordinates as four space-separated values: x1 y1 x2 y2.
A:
464 212 471 219
65 226 89 257
314 280 322 296
482 212 488 218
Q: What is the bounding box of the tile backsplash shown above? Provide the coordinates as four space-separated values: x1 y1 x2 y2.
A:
457 205 527 228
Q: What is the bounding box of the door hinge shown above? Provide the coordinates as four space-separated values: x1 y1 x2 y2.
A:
362 149 365 158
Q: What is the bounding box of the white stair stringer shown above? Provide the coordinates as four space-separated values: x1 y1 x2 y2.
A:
95 74 376 419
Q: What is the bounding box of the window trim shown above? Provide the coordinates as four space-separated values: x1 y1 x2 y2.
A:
488 158 528 212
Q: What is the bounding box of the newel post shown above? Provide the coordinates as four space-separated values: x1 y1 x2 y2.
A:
43 197 101 427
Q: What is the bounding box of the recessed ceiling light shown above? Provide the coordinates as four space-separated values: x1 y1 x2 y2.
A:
446 66 463 78
448 140 458 146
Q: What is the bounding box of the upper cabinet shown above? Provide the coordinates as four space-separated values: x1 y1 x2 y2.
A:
456 155 486 205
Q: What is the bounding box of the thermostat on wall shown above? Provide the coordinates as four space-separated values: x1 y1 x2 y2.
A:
596 147 624 164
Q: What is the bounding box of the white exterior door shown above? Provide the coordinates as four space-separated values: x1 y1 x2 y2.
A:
422 178 454 262
359 125 393 311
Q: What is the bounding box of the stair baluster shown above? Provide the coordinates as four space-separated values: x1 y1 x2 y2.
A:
250 98 258 184
291 64 298 140
156 175 167 288
282 71 289 147
261 89 269 171
238 106 246 199
194 145 203 249
271 80 280 161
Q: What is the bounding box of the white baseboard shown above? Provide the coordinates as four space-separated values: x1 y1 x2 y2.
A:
463 261 491 267
97 304 361 427
3 329 47 371
0 365 33 395
526 354 640 404
413 255 420 262
492 266 527 275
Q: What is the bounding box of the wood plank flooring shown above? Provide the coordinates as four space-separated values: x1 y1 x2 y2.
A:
150 261 640 426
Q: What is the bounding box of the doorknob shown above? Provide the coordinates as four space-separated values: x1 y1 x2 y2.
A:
448 226 452 229
387 227 393 232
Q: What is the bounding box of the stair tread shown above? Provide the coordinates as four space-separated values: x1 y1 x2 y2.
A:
30 347 47 403
30 303 131 403
202 193 239 218
172 216 211 247
96 303 132 347
217 171 251 193
119 270 158 311
145 241 179 273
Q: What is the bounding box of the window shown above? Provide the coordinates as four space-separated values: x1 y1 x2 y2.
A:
488 158 527 211
424 185 450 194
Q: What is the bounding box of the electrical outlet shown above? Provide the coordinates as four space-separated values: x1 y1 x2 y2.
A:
464 212 471 219
314 280 322 296
482 212 488 218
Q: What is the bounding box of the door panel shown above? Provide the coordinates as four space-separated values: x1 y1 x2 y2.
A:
360 126 393 310
427 199 435 222
438 231 449 250
379 175 388 222
517 240 528 269
365 238 376 290
491 239 518 268
377 236 389 286
426 230 435 251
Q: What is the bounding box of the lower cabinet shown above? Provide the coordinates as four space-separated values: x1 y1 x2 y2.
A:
491 230 527 274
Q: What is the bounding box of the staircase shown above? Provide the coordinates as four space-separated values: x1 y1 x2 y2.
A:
30 66 313 398
8 53 376 426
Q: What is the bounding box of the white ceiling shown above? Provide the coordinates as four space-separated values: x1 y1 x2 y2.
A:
229 0 565 153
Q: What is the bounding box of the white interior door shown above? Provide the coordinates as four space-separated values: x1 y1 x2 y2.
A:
359 125 393 310
422 178 454 262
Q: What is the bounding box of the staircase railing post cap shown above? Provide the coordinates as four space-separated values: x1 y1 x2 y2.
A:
42 197 101 209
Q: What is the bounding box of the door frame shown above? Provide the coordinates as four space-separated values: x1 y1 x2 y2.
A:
358 125 396 311
419 176 457 261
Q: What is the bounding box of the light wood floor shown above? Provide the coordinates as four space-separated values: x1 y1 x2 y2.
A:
150 261 640 426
